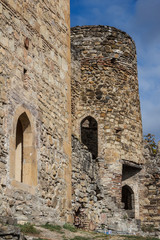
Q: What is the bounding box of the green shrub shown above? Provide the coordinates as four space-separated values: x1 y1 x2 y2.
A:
41 223 63 234
144 133 158 155
63 237 69 240
33 238 48 240
70 236 91 240
93 234 109 239
63 223 77 232
18 222 40 234
122 235 159 240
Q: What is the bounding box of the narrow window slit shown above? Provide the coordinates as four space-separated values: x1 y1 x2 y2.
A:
24 37 29 50
111 58 116 64
81 116 98 159
23 68 27 75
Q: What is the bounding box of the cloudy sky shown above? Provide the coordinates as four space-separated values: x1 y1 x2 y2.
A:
70 0 160 143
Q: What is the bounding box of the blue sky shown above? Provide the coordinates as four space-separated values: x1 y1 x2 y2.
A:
70 0 160 143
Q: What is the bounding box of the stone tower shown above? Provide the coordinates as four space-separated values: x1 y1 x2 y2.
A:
0 0 72 223
71 25 143 164
71 26 143 226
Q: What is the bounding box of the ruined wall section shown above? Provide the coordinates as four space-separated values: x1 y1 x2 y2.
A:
72 135 99 228
71 25 143 164
139 143 160 233
72 135 140 234
0 0 71 223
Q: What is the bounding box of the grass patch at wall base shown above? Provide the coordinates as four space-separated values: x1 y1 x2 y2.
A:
18 222 40 234
63 223 77 232
70 236 91 240
41 223 64 234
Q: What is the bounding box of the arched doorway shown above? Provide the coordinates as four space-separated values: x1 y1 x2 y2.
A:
81 116 98 159
122 185 135 218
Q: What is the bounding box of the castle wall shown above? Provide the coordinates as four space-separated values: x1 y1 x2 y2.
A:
139 144 160 233
1 0 158 233
72 135 140 233
0 0 72 223
71 25 143 211
72 135 99 229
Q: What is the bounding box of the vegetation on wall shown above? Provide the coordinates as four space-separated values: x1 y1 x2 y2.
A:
144 133 158 155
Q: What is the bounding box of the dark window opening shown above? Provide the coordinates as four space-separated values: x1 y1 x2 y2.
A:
122 185 135 218
16 119 23 182
23 68 27 75
96 186 103 200
24 37 29 50
115 128 122 134
81 116 98 159
111 58 116 64
122 185 133 210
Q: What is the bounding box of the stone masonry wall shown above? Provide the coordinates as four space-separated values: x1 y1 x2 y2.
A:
1 0 158 233
72 135 140 234
0 223 25 240
139 143 160 234
72 135 98 228
0 0 72 223
71 25 143 209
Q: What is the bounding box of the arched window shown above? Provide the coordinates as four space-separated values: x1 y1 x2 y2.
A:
14 112 36 185
122 185 135 218
81 116 98 159
15 119 23 182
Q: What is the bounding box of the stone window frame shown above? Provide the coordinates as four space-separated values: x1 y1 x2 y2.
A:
9 106 37 193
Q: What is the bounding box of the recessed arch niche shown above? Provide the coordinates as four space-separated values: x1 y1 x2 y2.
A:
10 109 37 187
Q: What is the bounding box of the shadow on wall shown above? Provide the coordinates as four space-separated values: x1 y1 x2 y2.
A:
122 164 141 181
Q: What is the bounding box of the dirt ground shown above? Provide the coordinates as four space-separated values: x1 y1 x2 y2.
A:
24 226 159 240
24 226 126 240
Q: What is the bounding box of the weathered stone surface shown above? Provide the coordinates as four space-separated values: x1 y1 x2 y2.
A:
72 135 140 233
0 223 26 240
139 142 160 233
0 0 72 224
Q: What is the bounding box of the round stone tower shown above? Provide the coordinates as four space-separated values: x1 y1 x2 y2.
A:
71 25 143 164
